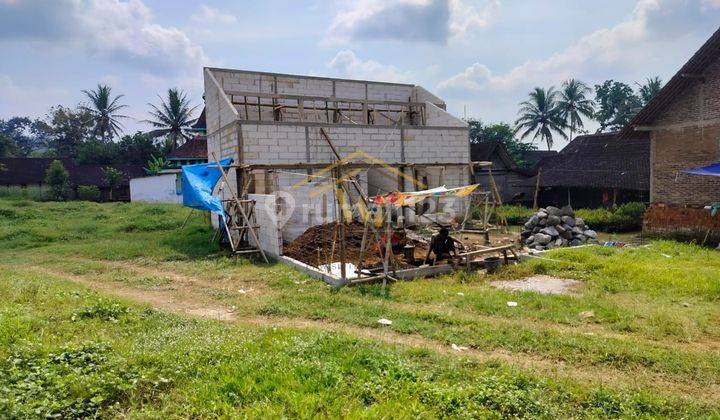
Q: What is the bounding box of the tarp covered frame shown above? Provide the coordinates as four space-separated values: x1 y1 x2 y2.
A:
181 158 233 220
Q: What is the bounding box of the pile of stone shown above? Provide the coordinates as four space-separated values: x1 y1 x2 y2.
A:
520 206 598 251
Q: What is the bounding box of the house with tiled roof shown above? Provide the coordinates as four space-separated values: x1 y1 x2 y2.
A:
166 135 207 168
470 141 538 205
537 132 650 208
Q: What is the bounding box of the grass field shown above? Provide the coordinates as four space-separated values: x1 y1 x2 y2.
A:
1 198 719 417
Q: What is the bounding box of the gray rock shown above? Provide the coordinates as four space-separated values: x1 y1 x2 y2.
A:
561 238 569 246
584 229 597 239
560 230 573 240
546 206 560 216
535 245 545 251
561 216 575 227
547 215 561 226
538 218 547 227
524 215 539 229
537 211 548 219
560 205 575 217
546 242 555 249
535 233 552 245
541 226 559 237
575 217 585 227
571 226 583 234
525 235 535 245
575 234 586 242
569 239 582 246
554 238 563 247
532 227 541 233
555 224 566 234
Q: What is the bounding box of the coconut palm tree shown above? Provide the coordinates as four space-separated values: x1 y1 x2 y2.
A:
81 84 128 142
515 87 567 150
637 76 663 105
144 88 198 150
558 79 595 141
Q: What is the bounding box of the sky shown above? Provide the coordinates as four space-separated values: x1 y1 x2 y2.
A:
1 0 719 149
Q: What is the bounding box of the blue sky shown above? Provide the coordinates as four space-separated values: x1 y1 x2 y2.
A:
1 0 719 149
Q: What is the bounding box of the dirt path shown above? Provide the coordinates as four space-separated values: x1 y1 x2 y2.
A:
9 262 720 404
88 256 720 353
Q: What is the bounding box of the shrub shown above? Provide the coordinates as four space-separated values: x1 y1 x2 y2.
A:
77 185 102 202
576 202 646 232
486 205 535 225
44 160 70 201
0 185 49 201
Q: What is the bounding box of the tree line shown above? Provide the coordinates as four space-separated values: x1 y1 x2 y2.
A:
470 77 663 155
0 85 198 168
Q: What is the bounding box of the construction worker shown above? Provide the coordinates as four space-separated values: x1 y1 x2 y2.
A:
424 227 464 264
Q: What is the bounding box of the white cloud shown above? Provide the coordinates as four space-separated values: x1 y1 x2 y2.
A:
327 50 413 83
326 0 498 44
190 5 237 25
448 0 499 38
439 0 720 95
0 0 209 75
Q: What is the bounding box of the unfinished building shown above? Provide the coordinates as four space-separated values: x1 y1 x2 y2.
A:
203 67 471 259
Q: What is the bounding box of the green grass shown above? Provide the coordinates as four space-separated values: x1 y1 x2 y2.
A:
1 198 719 417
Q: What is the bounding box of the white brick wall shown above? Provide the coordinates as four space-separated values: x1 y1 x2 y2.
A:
248 193 283 258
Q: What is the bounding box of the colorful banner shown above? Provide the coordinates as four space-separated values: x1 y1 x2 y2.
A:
370 184 479 207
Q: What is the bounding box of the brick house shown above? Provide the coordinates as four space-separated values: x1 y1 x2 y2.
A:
623 27 720 240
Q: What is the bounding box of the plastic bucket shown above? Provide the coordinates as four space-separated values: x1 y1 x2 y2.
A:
484 256 502 274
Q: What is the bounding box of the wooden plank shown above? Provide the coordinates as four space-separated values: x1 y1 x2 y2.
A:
458 244 514 258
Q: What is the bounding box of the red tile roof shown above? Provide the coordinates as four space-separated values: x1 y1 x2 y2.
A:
538 132 649 191
167 135 207 160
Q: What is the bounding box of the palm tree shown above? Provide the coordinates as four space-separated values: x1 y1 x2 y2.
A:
637 76 663 105
81 84 128 142
144 88 198 150
515 87 567 150
557 79 594 141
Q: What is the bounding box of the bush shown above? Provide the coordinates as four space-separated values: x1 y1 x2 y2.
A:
77 185 101 202
484 205 535 224
44 160 70 201
0 185 49 201
576 202 646 232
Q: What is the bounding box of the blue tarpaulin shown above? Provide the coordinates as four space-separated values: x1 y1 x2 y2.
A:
683 162 720 177
181 158 233 220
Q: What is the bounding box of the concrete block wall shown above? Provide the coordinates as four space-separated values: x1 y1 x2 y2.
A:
424 102 467 127
248 193 283 258
207 68 466 128
204 69 239 135
412 86 446 109
403 128 469 162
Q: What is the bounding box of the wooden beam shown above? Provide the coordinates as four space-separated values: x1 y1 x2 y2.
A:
226 90 426 107
230 161 489 170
